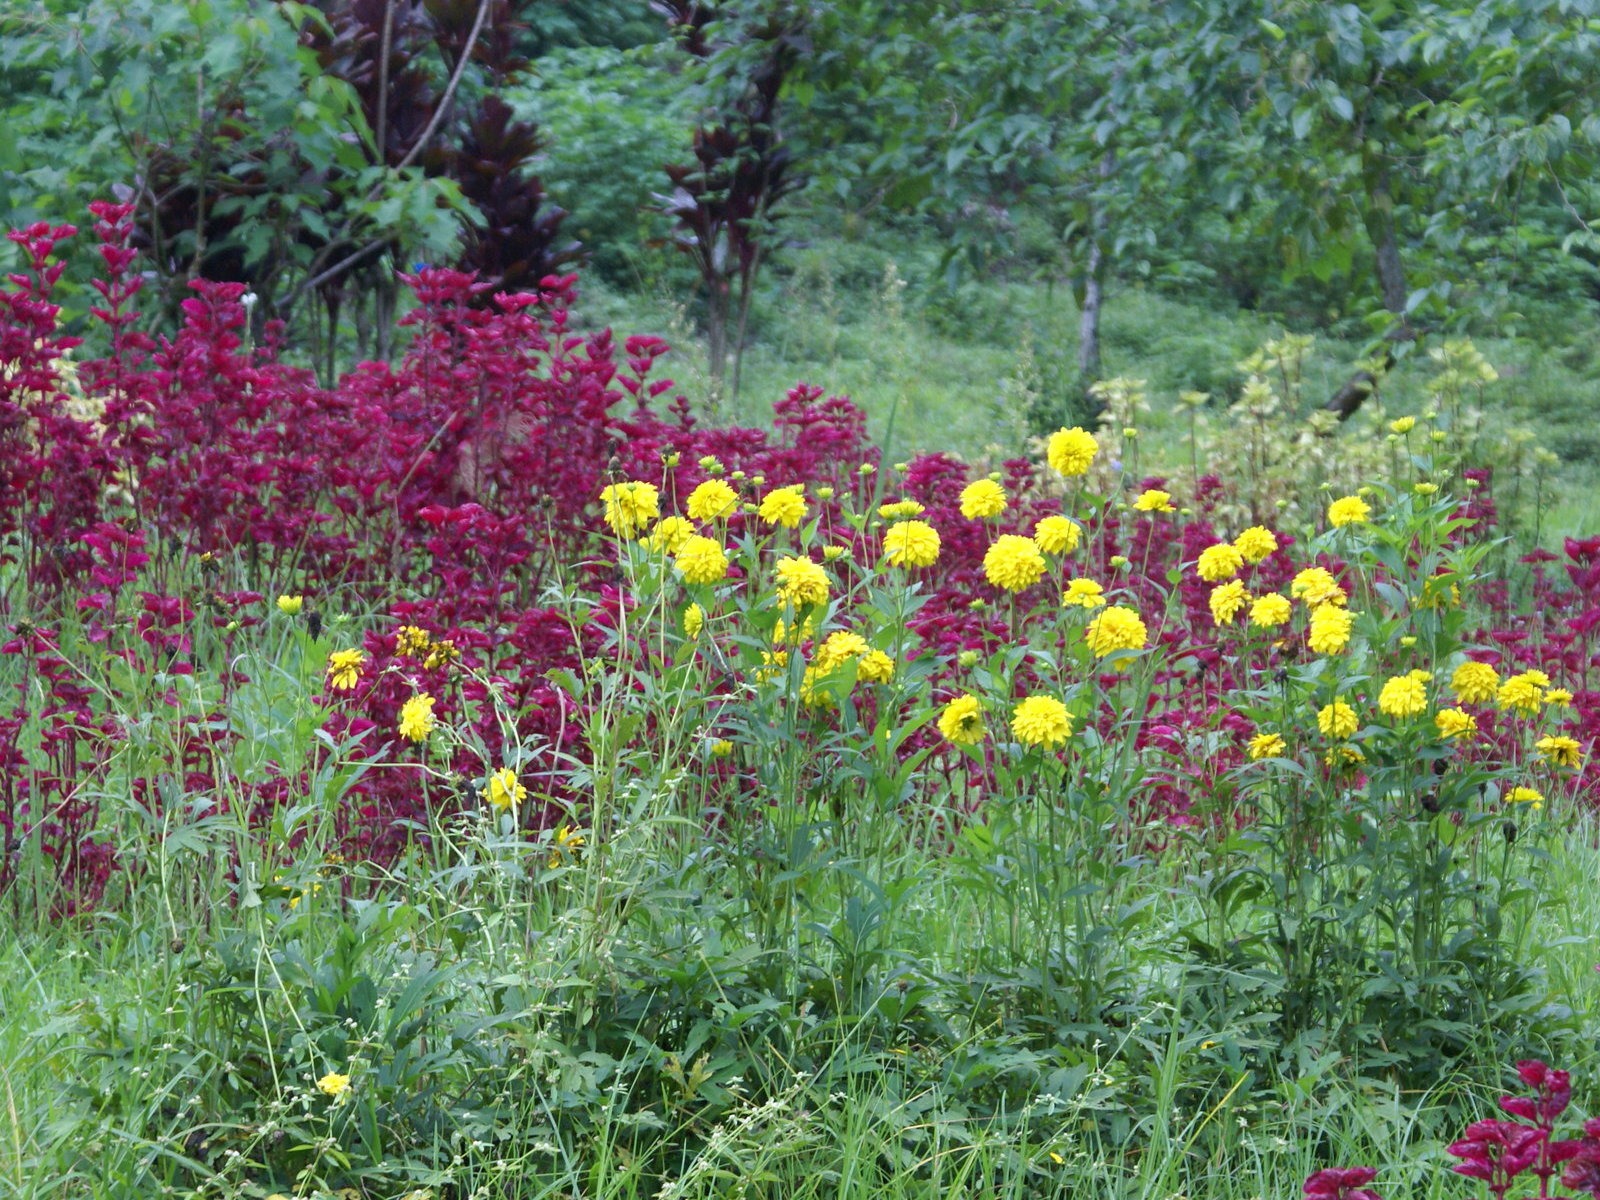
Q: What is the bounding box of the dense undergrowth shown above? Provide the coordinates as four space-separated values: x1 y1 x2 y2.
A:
6 208 1600 1199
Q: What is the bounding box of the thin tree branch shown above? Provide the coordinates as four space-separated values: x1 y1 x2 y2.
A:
394 0 491 172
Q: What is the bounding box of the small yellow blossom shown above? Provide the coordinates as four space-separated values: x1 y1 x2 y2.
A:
857 649 895 684
1248 732 1286 760
1318 700 1359 740
1378 673 1428 719
317 1072 352 1100
686 478 739 522
395 625 431 657
644 515 695 554
1547 688 1574 707
1233 526 1278 563
1308 603 1354 655
277 594 304 616
1033 514 1082 554
1196 543 1244 582
1012 695 1073 748
1506 786 1544 807
775 555 830 607
1249 592 1291 628
758 485 808 528
1498 669 1551 714
1389 416 1416 434
599 480 661 537
877 498 926 520
1209 580 1249 626
1414 482 1439 496
482 767 526 812
1291 567 1347 607
1328 495 1371 527
1435 708 1478 739
983 535 1047 592
710 739 734 758
959 478 1008 520
683 603 705 638
1085 605 1147 658
548 824 586 868
326 648 364 691
1047 427 1098 476
1132 489 1175 513
1536 735 1582 769
1451 661 1500 705
938 694 986 745
675 535 729 585
883 519 941 568
398 693 437 743
1063 578 1107 609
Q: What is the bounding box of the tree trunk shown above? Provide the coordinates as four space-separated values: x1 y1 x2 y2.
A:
1077 149 1115 391
1325 167 1413 421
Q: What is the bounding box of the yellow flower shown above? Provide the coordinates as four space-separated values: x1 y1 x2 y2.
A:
983 535 1046 592
1233 526 1278 564
939 695 986 745
1062 578 1106 608
1536 735 1582 768
1389 416 1416 434
398 693 437 743
815 485 835 501
1012 695 1073 748
423 639 458 670
1248 732 1286 760
1378 673 1427 719
1546 688 1574 708
1318 700 1359 740
277 594 304 616
816 630 869 671
643 515 695 554
883 519 941 568
1108 554 1129 568
1085 605 1147 658
395 625 431 657
482 766 526 812
1033 514 1082 555
775 555 830 607
675 535 728 585
1307 603 1354 655
548 824 586 868
710 739 734 758
822 544 848 562
1132 489 1176 513
857 649 895 684
1328 495 1371 527
599 480 661 537
686 478 738 522
1325 744 1366 769
1249 592 1291 628
877 498 926 520
1451 660 1500 705
1498 669 1551 714
1506 786 1544 807
1291 567 1347 608
683 603 705 638
317 1072 351 1100
1196 543 1244 582
1047 426 1098 477
1435 708 1478 740
1209 580 1249 626
959 478 1008 520
326 648 364 691
758 484 808 528
1414 482 1439 496
754 648 790 682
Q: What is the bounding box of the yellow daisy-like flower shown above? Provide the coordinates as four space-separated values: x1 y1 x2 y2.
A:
1435 708 1478 740
1325 744 1366 769
883 519 941 568
938 694 986 745
1308 603 1354 655
1547 687 1574 707
277 594 304 616
857 649 895 684
482 766 527 812
686 478 738 522
1389 416 1416 434
710 739 734 759
1195 543 1244 582
1328 495 1371 527
822 544 848 562
758 484 807 528
1414 482 1439 496
548 824 586 868
1451 660 1500 706
1506 786 1544 807
815 630 870 671
1033 514 1082 555
643 515 695 554
1318 700 1359 740
1248 733 1286 760
1132 489 1176 513
326 648 365 691
1498 669 1551 714
775 555 830 607
1249 592 1292 628
1291 567 1347 608
675 535 729 586
878 498 926 520
983 534 1046 592
1233 526 1278 564
599 480 661 537
959 478 1008 520
683 603 705 639
1536 735 1582 769
1062 578 1106 608
1378 673 1427 719
1046 426 1098 477
398 693 437 743
1209 580 1249 626
395 625 431 657
1012 695 1073 748
317 1072 352 1100
1085 605 1147 658
423 639 457 670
